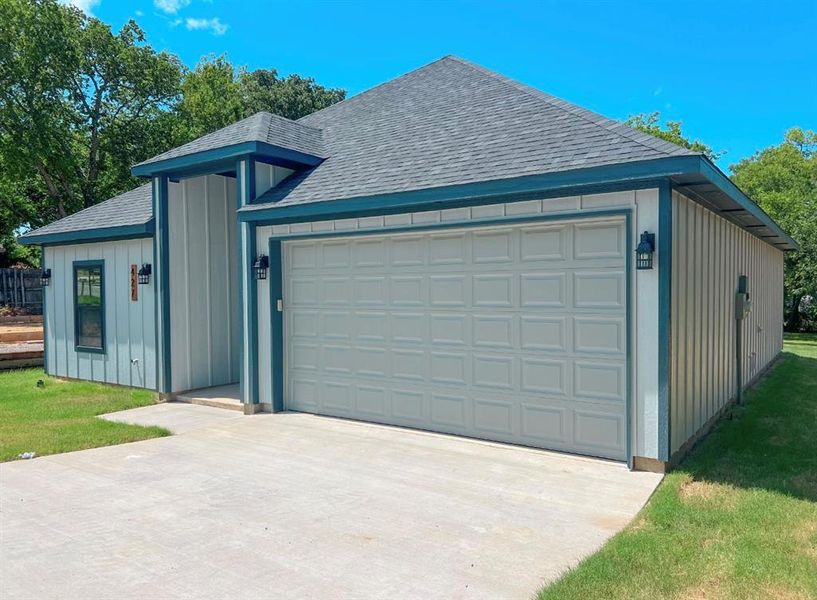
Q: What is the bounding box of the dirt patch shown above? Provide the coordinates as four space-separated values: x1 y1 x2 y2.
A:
679 576 726 600
590 512 632 532
679 480 737 510
759 584 811 600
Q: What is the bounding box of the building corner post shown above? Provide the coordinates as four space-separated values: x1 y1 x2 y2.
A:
657 179 672 461
237 158 259 408
153 174 172 394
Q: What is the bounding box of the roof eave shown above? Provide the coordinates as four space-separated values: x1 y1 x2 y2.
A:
237 155 796 251
131 141 325 178
19 220 155 247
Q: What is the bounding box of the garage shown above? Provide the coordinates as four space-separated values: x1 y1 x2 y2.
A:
282 216 629 460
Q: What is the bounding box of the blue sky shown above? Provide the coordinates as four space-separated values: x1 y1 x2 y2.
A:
73 0 815 172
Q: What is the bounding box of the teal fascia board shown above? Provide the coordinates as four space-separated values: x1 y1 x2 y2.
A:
20 221 154 247
697 157 797 249
131 141 324 178
239 156 699 224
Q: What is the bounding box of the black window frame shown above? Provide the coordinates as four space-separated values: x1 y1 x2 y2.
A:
73 260 106 354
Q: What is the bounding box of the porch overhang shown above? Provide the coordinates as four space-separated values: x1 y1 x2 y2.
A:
131 141 324 179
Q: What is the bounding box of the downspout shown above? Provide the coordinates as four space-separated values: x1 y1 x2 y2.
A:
735 275 751 404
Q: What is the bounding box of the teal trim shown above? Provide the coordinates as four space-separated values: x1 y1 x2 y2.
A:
131 141 323 178
155 176 172 393
20 222 154 247
72 259 106 355
242 156 697 223
698 157 796 249
41 247 48 374
624 211 634 470
271 207 634 464
657 180 672 461
241 154 794 251
268 238 284 412
236 159 259 406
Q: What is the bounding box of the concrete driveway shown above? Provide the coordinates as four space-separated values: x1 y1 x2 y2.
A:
1 404 661 599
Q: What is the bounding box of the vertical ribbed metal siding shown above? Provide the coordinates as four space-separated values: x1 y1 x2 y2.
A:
670 191 784 454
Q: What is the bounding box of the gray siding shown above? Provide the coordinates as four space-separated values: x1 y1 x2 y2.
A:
43 238 156 389
670 191 784 455
168 175 240 393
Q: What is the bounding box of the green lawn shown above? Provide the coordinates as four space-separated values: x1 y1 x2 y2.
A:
539 333 817 600
0 369 169 462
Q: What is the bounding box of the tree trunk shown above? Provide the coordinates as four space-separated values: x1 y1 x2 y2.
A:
785 294 803 332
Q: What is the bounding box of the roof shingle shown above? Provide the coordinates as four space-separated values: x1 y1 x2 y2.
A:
249 55 696 208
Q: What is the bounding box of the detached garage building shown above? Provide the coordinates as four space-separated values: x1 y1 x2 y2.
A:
21 56 795 470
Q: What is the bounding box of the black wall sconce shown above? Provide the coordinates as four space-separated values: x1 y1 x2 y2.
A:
635 231 655 270
253 255 269 280
40 268 52 286
137 263 152 285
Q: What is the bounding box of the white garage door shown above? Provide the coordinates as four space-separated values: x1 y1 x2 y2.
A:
283 217 628 460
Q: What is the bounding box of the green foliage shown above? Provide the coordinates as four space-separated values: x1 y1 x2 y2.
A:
731 128 817 331
0 0 344 246
0 0 183 223
626 112 723 160
172 54 345 143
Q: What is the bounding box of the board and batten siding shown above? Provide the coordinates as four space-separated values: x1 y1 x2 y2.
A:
168 175 240 393
670 191 784 455
43 238 156 389
255 162 293 198
257 188 666 460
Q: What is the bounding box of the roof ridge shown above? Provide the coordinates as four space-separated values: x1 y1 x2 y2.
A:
445 55 698 158
296 55 455 124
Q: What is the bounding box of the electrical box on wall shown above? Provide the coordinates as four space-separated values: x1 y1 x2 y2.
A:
735 275 751 321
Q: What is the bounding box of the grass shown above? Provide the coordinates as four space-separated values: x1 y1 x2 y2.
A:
539 333 817 600
0 369 169 462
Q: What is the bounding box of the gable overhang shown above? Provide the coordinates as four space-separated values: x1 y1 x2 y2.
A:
18 220 155 247
237 155 796 251
131 141 325 179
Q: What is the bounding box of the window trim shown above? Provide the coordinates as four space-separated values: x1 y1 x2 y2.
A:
73 259 106 354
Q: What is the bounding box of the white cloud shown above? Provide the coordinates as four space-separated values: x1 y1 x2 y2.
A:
185 17 228 35
170 18 182 27
60 0 100 15
653 86 663 97
153 0 190 14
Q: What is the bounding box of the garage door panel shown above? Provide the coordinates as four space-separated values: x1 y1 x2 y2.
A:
573 271 625 309
283 217 628 461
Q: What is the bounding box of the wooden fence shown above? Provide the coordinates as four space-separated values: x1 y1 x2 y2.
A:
0 269 43 314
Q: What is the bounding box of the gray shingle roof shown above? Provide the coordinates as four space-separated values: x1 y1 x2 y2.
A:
133 111 326 168
248 55 697 208
20 183 152 241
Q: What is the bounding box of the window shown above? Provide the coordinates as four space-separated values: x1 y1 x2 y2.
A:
74 261 105 353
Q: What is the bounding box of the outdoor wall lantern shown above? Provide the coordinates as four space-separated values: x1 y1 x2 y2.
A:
40 268 52 286
635 231 656 270
137 263 152 285
253 255 269 280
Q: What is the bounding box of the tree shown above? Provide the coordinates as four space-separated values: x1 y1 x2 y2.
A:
172 55 345 145
626 112 723 161
731 128 817 331
0 0 183 226
240 68 346 121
